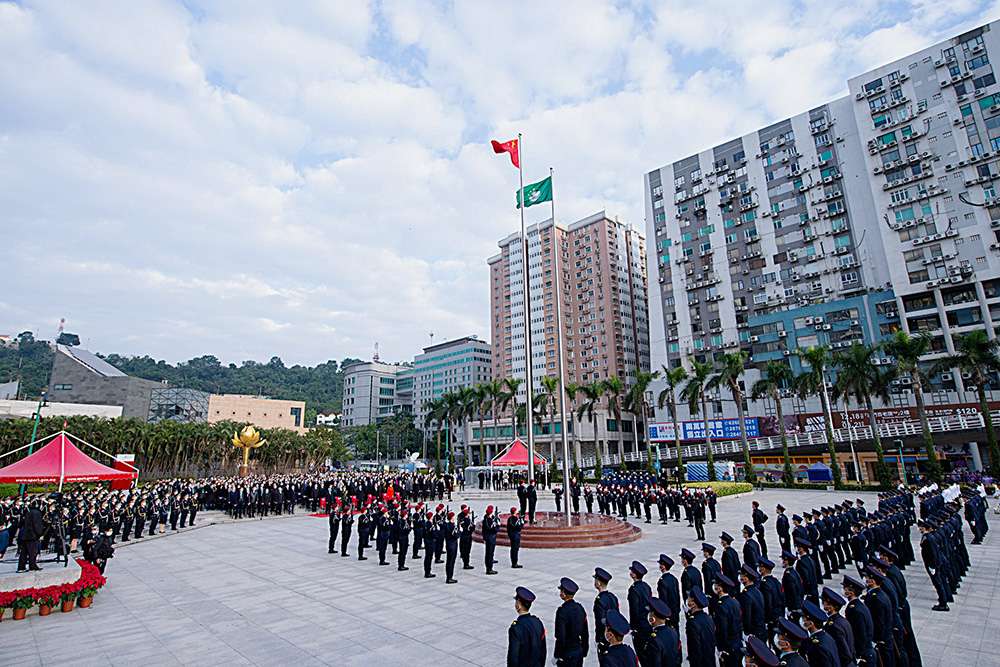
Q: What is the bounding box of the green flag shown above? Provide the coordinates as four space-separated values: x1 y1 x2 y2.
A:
516 176 553 209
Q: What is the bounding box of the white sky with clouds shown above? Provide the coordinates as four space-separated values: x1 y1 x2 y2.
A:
1 0 998 366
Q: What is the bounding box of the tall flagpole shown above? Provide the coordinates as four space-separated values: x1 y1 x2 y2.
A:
551 167 572 520
518 133 536 485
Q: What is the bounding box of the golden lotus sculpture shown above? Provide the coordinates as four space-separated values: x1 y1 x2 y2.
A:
233 425 265 476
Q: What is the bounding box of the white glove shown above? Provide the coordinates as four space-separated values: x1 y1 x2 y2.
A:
551 659 558 666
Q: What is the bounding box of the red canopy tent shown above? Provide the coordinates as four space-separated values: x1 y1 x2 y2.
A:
490 439 547 467
0 431 137 491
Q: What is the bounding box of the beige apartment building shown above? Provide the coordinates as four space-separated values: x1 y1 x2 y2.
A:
208 394 307 433
485 211 651 466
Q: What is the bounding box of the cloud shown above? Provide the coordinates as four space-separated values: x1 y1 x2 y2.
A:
0 0 995 368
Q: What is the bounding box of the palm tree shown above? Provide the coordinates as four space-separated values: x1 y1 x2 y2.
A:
539 375 562 465
707 351 753 482
423 397 448 473
657 365 689 483
564 381 582 478
484 378 506 459
602 376 626 468
681 358 717 481
501 377 523 442
625 370 660 472
931 329 1000 481
443 390 467 472
472 382 489 466
456 385 478 467
750 361 796 485
794 345 842 487
577 381 605 478
883 331 943 484
831 343 893 489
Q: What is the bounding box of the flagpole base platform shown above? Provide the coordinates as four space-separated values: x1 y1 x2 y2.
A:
473 511 641 549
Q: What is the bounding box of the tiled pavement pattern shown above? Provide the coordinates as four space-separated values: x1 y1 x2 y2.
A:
2 488 997 666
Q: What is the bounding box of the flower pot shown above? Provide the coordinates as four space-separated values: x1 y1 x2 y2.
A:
62 600 75 613
79 596 93 608
39 604 52 616
13 608 26 620
0 608 5 622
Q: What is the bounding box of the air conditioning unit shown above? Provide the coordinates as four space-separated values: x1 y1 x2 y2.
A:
850 320 860 326
941 373 953 381
805 316 815 325
778 331 787 338
783 350 793 356
750 336 759 343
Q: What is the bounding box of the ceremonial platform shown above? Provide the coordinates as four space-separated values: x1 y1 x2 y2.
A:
0 555 81 592
473 511 641 548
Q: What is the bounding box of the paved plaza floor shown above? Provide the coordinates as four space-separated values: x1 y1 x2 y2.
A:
2 488 998 666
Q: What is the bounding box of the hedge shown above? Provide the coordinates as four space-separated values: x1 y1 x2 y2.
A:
683 482 753 497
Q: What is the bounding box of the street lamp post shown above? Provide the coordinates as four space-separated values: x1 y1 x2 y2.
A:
20 393 47 496
896 439 908 487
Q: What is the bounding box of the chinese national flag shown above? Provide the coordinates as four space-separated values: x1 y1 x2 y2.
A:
491 138 519 168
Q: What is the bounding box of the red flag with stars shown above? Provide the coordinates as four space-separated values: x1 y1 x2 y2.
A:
491 138 519 168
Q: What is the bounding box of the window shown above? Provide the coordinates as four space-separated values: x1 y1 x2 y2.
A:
53 384 72 390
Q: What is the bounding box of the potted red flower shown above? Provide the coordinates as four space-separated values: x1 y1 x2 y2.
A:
0 591 15 622
60 584 80 612
12 590 37 620
38 587 60 616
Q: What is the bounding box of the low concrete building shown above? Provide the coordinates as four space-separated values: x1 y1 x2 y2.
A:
207 394 306 433
48 345 161 419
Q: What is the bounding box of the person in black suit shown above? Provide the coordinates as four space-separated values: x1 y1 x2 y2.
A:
752 501 769 559
781 550 804 613
16 501 45 573
820 587 855 667
554 578 588 667
627 561 653 654
482 505 500 575
842 575 875 667
526 483 538 524
508 587 546 667
679 548 702 602
507 507 524 568
592 567 619 658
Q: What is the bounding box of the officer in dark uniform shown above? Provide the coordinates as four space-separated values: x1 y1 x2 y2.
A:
800 600 840 667
627 560 653 653
443 511 459 584
742 524 762 570
412 502 425 558
680 548 702 602
711 574 742 667
756 557 783 629
917 519 948 611
701 543 721 599
483 505 500 574
377 506 393 565
644 597 681 667
820 587 854 667
745 636 780 667
508 587 546 667
459 505 475 570
737 565 766 638
774 617 810 667
842 575 875 667
507 507 525 568
602 609 638 667
357 508 371 561
795 538 819 606
593 567 619 658
656 554 680 633
861 568 895 667
526 482 538 524
422 511 438 578
776 504 791 555
339 508 354 557
396 509 411 571
720 532 741 592
685 587 716 667
328 501 340 554
781 550 804 614
554 577 588 667
752 501 769 559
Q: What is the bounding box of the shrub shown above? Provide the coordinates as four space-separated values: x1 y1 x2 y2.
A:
683 482 753 497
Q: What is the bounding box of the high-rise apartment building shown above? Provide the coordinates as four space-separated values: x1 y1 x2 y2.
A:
341 361 413 427
486 211 650 464
412 336 493 426
489 211 651 391
645 21 1000 407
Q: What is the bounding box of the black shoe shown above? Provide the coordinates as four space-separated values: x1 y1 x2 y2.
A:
710 520 716 523
435 560 443 564
446 579 458 584
425 573 436 578
398 566 409 571
328 550 335 554
379 562 388 566
16 569 27 573
486 570 498 575
512 564 523 569
358 556 368 561
932 604 949 611
29 567 42 571
463 565 475 570
341 553 349 557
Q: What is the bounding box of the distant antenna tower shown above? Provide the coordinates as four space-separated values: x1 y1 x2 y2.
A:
429 331 434 345
373 341 380 363
58 318 65 338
